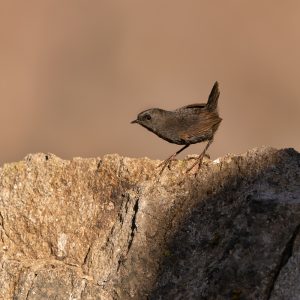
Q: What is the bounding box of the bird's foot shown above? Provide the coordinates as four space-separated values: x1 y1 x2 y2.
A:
186 155 204 174
157 155 177 175
186 153 210 161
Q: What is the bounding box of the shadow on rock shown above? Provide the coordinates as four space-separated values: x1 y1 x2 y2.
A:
149 148 300 300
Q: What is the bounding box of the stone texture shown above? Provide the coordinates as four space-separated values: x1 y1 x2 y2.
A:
0 147 299 299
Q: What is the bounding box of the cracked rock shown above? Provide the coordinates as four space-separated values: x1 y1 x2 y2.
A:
0 147 299 299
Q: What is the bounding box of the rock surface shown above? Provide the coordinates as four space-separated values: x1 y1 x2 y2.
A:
0 147 299 299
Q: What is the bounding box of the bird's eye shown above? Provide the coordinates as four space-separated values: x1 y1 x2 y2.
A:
144 114 152 120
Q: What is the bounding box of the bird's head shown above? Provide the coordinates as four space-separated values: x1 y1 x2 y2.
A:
131 108 166 132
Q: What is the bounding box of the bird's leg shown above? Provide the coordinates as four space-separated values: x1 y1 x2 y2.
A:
186 139 213 173
158 144 190 175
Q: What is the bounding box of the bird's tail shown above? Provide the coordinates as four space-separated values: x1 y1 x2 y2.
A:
206 81 220 111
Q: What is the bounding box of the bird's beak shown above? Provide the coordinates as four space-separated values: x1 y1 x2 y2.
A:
131 119 138 124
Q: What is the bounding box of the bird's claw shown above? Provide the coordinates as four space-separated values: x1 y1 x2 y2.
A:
157 155 177 175
186 153 210 161
186 155 204 174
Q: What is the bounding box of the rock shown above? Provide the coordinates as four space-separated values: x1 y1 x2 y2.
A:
0 147 299 299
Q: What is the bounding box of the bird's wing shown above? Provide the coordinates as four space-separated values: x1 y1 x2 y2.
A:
178 111 221 141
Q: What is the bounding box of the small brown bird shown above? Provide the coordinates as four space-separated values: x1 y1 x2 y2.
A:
131 82 222 174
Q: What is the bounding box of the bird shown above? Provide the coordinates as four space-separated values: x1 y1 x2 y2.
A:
131 82 222 174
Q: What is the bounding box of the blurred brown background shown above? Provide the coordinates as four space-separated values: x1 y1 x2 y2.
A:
0 1 299 165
